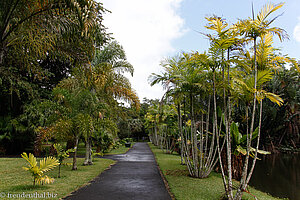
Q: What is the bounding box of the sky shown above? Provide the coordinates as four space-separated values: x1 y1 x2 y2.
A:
101 0 300 101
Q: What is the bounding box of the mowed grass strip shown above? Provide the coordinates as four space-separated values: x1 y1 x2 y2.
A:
0 157 115 199
104 143 134 155
149 143 283 200
76 142 133 156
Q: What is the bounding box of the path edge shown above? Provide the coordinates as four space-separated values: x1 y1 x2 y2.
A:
63 144 134 199
62 160 117 199
147 142 176 200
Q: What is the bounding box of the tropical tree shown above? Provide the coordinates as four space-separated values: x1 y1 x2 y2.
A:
0 0 108 65
149 54 185 162
147 3 295 200
0 0 110 155
53 143 73 178
261 67 300 151
42 40 140 167
144 100 161 146
150 52 221 178
228 3 287 199
50 84 96 169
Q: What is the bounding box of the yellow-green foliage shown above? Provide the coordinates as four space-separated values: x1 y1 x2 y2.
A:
53 143 74 178
53 143 73 164
21 153 59 185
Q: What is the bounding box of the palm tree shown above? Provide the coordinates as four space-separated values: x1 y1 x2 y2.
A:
232 4 287 197
149 54 186 162
80 41 139 165
50 81 98 169
144 101 161 146
0 0 110 152
204 16 236 194
150 52 220 178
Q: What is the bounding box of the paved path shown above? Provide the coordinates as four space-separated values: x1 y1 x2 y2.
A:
64 142 171 200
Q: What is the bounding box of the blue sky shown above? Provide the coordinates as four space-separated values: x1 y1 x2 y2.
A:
173 0 300 59
101 0 300 101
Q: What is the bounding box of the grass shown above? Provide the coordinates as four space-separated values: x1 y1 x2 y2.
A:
0 157 115 199
76 143 97 156
76 142 133 156
104 143 134 155
0 142 132 199
149 143 284 200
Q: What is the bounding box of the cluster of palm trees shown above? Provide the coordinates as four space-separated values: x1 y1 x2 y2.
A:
144 99 178 153
22 40 140 170
147 3 298 199
46 41 139 168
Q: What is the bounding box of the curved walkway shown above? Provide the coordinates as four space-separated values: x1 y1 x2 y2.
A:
64 142 171 200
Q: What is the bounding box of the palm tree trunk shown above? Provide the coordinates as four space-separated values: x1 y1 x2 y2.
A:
154 122 158 146
204 95 211 160
237 36 258 200
177 102 184 165
88 138 93 165
245 100 263 187
226 48 233 198
84 137 92 165
190 92 198 177
199 112 204 173
214 67 230 197
72 136 79 170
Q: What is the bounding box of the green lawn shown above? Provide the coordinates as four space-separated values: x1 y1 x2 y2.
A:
0 143 132 200
149 143 285 200
104 143 134 155
76 142 97 156
76 142 132 156
0 157 115 199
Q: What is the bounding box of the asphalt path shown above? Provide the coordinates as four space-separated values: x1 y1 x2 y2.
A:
64 142 172 200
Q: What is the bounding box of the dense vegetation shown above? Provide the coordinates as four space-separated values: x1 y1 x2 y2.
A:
0 0 142 161
0 1 299 200
146 3 299 200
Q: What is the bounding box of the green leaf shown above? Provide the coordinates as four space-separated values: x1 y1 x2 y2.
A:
252 127 259 141
231 122 242 145
240 127 259 145
236 145 247 155
250 147 271 155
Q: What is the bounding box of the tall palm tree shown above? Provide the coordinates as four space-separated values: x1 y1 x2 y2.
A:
80 41 139 165
43 40 139 167
204 16 237 194
149 54 186 162
150 52 220 178
233 3 287 198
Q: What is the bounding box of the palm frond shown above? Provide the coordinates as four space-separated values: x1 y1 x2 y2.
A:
21 152 37 168
35 175 55 185
256 70 274 88
39 156 59 174
264 91 284 106
256 3 284 24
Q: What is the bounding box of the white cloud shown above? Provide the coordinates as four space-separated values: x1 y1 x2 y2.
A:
101 0 186 101
293 17 300 42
